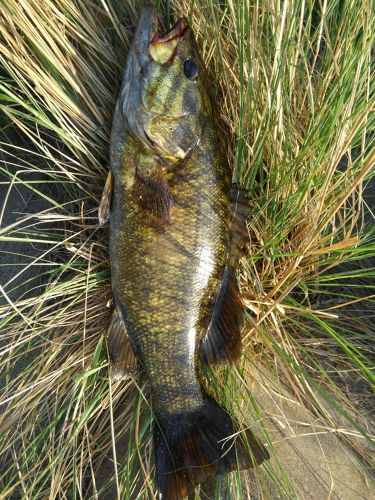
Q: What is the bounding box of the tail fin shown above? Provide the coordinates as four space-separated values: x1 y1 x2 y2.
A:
154 396 269 500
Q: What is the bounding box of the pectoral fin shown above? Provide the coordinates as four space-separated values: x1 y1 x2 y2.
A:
107 306 138 380
201 267 244 365
133 161 173 221
98 170 113 225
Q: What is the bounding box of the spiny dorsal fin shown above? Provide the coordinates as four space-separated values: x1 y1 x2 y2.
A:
201 267 244 365
228 183 250 265
107 306 138 381
133 161 173 221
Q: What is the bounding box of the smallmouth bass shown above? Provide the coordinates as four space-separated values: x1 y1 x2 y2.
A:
106 7 269 499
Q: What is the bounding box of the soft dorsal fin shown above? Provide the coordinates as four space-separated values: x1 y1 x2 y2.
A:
201 185 249 365
107 305 138 380
201 267 244 365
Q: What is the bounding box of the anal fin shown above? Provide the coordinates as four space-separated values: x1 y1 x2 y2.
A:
201 267 244 365
107 305 138 381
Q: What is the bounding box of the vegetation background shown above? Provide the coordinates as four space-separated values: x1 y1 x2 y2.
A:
0 0 374 498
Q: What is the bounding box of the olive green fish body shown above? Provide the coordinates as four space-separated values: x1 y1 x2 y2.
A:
109 7 268 498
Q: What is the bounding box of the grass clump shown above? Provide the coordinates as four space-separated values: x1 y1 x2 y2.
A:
0 0 374 498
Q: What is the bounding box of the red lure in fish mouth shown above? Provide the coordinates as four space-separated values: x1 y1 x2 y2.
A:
151 17 188 45
149 18 189 64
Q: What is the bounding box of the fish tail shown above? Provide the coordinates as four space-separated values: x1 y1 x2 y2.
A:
154 395 269 499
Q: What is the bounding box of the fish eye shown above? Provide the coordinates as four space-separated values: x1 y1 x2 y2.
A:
183 59 198 80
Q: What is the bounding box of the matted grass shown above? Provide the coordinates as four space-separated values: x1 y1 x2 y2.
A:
0 0 374 498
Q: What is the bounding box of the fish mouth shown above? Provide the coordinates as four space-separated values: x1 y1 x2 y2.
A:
132 7 188 65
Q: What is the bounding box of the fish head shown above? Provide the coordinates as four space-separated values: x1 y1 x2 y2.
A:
120 7 208 161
